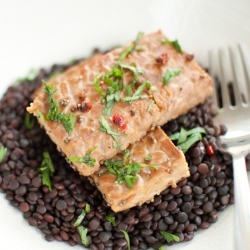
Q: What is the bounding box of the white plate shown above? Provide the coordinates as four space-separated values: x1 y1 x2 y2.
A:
0 1 250 250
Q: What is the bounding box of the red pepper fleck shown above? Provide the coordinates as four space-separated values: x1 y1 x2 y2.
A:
206 145 214 155
186 54 194 61
79 102 92 112
156 53 168 64
112 114 127 132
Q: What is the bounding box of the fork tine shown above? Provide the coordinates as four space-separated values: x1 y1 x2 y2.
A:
239 44 250 103
208 51 219 109
228 46 245 107
218 48 232 110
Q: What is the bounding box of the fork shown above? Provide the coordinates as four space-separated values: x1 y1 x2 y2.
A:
209 45 250 250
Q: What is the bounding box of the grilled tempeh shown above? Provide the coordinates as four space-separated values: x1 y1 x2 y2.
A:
33 56 189 212
91 127 189 212
27 30 212 176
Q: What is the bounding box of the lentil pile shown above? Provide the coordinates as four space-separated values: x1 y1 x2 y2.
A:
0 60 249 250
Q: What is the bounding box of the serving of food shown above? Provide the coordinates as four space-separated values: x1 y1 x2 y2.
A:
1 30 246 250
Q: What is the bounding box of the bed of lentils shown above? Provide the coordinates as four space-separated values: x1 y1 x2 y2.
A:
1 55 250 250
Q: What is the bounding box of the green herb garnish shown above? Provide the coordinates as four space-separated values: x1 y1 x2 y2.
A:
158 246 166 250
38 152 55 191
217 108 222 115
102 87 121 116
147 100 155 112
77 226 88 245
123 150 130 160
48 71 61 79
150 86 157 91
120 230 131 250
122 94 148 102
144 153 152 161
70 58 78 64
25 112 35 130
149 164 158 170
105 215 116 226
94 66 124 116
103 158 157 188
99 116 127 149
0 147 7 163
94 72 105 96
160 230 180 243
163 68 181 85
37 110 45 121
68 147 97 167
18 69 37 82
74 204 91 227
119 63 145 77
136 47 144 51
119 32 144 62
42 81 76 134
125 78 137 96
104 159 141 188
122 80 149 103
159 39 183 54
169 127 206 153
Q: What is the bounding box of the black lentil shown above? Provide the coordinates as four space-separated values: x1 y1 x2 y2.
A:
1 59 249 250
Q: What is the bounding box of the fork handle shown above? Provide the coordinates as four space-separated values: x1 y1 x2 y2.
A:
233 154 250 250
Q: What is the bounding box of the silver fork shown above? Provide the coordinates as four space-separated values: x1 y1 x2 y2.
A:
209 45 250 250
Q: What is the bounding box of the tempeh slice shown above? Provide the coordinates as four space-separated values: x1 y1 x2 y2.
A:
34 54 102 97
91 127 189 212
33 57 189 212
27 30 212 176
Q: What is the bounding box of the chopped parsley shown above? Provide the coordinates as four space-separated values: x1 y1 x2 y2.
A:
94 72 106 96
38 152 55 191
77 226 88 245
0 146 7 163
119 63 145 77
144 153 152 161
74 204 91 227
159 39 183 54
18 69 37 83
105 215 116 226
125 78 137 96
118 32 144 62
37 110 45 121
120 230 131 250
150 86 157 92
25 112 35 129
149 164 158 170
99 116 127 149
94 32 148 114
104 159 141 188
136 47 144 51
70 58 78 64
42 81 76 134
163 68 181 85
169 127 207 153
94 67 124 116
123 150 130 160
68 147 97 167
48 71 62 79
147 100 155 112
158 246 166 250
160 230 180 243
122 80 149 103
103 156 158 188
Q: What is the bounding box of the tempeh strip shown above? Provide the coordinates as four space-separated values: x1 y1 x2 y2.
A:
27 30 212 176
91 127 189 212
33 56 189 212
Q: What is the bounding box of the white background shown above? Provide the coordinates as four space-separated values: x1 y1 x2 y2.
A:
0 0 250 249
